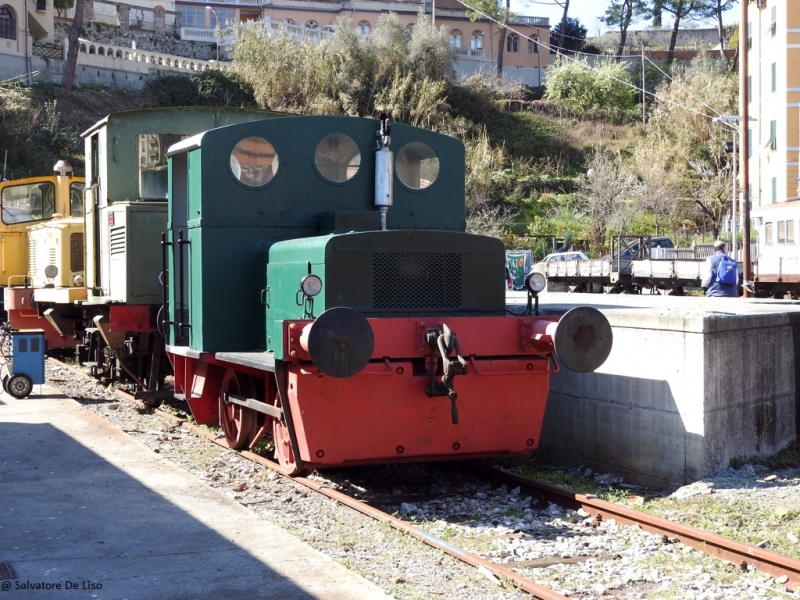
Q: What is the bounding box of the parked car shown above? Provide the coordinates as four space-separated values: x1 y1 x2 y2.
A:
531 251 590 274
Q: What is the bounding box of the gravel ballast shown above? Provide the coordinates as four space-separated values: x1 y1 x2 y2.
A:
46 361 800 600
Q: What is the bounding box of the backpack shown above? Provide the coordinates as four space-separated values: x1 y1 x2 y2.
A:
716 256 737 286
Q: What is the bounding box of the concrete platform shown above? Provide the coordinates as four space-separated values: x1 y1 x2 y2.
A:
0 390 390 599
509 292 800 489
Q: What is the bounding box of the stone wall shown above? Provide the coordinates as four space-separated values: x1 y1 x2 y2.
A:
54 19 220 63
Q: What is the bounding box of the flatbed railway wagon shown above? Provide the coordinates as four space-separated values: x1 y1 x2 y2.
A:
4 108 281 399
541 236 741 295
164 114 614 474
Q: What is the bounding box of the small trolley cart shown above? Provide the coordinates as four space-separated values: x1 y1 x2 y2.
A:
0 327 46 399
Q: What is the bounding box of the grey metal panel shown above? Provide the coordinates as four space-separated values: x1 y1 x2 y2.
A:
104 203 167 303
215 351 276 372
126 204 168 304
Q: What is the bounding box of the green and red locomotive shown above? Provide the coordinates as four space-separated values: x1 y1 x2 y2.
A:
164 114 612 474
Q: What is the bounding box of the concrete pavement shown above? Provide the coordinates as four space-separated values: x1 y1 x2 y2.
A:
0 389 390 600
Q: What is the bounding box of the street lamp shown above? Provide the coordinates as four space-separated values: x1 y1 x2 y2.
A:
206 6 219 62
713 115 756 262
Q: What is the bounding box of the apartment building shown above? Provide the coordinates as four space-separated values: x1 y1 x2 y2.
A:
747 1 800 207
746 0 800 272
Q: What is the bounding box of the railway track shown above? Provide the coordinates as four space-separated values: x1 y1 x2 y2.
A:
49 358 800 599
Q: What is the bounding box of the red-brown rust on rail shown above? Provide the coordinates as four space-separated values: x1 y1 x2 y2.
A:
107 392 571 598
480 467 800 591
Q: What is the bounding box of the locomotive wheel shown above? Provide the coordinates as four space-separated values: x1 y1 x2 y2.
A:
219 369 259 450
273 393 306 476
7 374 33 399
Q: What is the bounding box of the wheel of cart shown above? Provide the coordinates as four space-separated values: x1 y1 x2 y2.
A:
0 327 45 399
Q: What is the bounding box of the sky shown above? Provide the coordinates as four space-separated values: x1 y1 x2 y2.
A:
509 0 741 37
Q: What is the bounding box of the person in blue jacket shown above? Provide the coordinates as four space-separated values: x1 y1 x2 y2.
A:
701 240 738 297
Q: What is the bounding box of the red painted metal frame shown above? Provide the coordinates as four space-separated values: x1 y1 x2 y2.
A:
109 305 154 332
5 288 73 349
170 314 561 469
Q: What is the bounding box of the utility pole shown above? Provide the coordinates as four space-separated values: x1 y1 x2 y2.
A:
714 116 742 261
641 41 646 126
740 0 751 296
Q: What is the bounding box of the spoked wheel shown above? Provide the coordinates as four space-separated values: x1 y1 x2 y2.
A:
7 373 33 399
219 369 259 450
273 392 307 476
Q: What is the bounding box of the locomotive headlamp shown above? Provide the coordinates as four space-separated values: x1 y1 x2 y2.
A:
72 273 85 287
525 271 546 295
301 274 322 297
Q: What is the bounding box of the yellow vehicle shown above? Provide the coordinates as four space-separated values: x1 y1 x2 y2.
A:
0 161 85 305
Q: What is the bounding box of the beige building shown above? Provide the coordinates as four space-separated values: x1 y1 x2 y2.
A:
1 0 550 86
183 0 551 85
0 0 56 80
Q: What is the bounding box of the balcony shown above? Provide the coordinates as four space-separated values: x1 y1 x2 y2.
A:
510 16 549 27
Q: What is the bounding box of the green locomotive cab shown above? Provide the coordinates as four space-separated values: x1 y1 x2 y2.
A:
165 115 504 354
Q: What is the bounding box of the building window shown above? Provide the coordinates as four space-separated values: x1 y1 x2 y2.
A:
185 6 233 28
747 75 752 103
506 34 518 53
179 6 205 29
765 222 773 244
306 20 318 29
528 37 538 53
449 30 462 48
778 220 786 243
770 6 777 37
0 5 15 40
324 24 335 34
769 120 777 150
356 21 370 36
747 21 752 49
771 177 777 203
471 31 483 50
771 62 776 92
788 220 796 244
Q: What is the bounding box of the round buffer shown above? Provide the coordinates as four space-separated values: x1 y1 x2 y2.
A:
306 307 375 378
553 306 613 373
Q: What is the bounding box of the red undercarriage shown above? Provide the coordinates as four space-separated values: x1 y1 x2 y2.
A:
170 315 560 471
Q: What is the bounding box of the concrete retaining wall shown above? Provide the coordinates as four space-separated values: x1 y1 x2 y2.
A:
533 295 800 489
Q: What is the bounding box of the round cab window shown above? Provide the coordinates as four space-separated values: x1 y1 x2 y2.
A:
315 134 361 183
396 142 439 190
230 137 279 187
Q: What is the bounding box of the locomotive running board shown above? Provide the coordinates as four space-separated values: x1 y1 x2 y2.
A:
224 392 283 419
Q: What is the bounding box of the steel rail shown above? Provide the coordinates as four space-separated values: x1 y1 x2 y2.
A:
473 466 800 591
75 378 569 599
49 358 800 595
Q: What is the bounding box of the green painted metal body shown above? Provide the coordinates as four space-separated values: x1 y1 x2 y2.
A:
80 107 281 302
83 107 280 206
266 231 505 358
166 115 504 355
